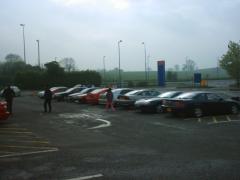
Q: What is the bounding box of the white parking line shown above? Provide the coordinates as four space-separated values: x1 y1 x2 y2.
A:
0 148 59 158
67 174 103 180
88 119 111 129
212 116 217 123
0 145 57 149
226 115 231 122
152 122 187 131
208 120 240 125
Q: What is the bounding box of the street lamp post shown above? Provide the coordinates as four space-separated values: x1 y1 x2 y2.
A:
36 40 40 67
103 56 106 83
142 42 147 81
118 40 123 87
20 24 26 63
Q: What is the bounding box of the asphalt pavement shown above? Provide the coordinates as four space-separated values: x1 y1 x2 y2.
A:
0 92 240 180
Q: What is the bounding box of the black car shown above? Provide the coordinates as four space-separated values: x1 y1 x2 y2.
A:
162 91 240 117
134 91 183 113
54 87 86 101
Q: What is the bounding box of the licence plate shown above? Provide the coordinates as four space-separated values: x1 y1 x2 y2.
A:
167 108 172 112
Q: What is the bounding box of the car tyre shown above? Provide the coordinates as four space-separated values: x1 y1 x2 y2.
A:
194 107 203 118
231 105 239 115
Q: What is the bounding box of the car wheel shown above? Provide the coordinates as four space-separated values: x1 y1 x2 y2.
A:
231 105 239 114
194 107 203 118
156 104 163 113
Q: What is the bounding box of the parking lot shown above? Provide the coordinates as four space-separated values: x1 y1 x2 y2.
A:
1 91 240 180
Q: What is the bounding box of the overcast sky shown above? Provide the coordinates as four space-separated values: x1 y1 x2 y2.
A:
0 0 240 71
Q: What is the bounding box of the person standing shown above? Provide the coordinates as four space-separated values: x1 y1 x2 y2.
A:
105 88 115 111
43 86 52 113
2 85 15 114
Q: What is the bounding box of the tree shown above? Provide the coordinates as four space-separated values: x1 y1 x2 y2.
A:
44 61 64 85
166 71 178 81
5 53 23 63
60 57 75 72
219 41 240 87
174 64 180 71
182 58 196 71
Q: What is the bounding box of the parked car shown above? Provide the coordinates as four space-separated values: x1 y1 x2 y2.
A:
54 87 86 101
116 89 161 107
162 91 240 117
66 87 97 102
135 91 183 113
0 86 21 97
98 88 134 105
38 87 68 98
0 101 10 121
85 88 109 105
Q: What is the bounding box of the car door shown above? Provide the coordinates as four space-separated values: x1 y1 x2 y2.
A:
135 91 148 100
192 93 208 114
205 93 224 115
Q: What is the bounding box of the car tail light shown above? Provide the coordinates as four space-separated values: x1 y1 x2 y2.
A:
175 101 185 108
122 96 129 100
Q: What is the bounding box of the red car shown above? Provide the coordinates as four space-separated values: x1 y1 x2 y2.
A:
86 88 108 105
0 101 10 121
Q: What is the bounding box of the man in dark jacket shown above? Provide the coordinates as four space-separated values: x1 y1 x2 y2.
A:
43 86 52 112
2 85 15 114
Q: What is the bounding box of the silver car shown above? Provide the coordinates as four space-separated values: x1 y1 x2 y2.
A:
98 88 133 105
116 89 161 107
0 86 21 97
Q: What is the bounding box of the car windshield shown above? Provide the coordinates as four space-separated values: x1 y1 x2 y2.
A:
175 92 198 99
125 90 142 95
158 92 179 98
65 88 75 93
80 88 94 94
91 88 105 94
218 92 233 99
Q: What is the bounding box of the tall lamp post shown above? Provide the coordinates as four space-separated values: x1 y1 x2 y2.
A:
36 40 40 67
142 42 147 81
118 40 122 87
103 56 106 83
20 24 26 64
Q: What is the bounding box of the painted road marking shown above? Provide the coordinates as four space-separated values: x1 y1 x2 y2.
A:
0 148 59 158
0 131 33 134
0 128 28 130
226 115 231 122
198 118 201 123
67 174 103 180
0 145 57 149
88 119 111 129
152 122 187 131
212 116 217 123
208 119 240 125
0 134 40 138
0 140 50 144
